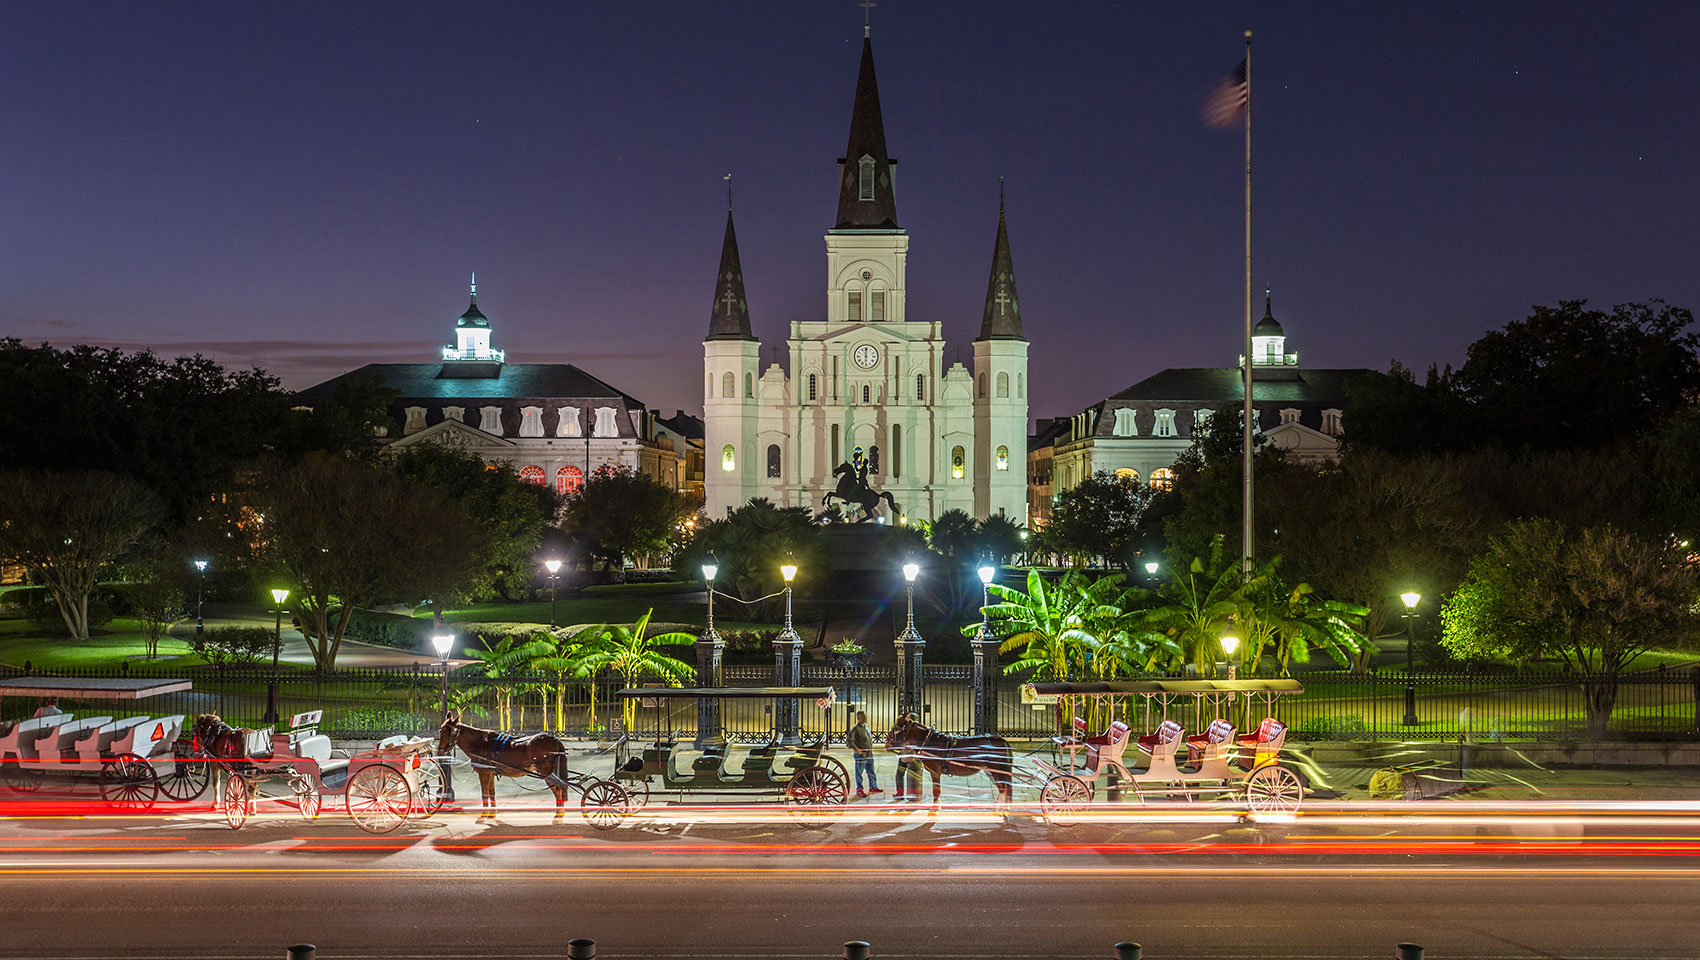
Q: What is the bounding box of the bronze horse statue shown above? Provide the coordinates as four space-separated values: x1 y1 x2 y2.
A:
437 713 573 822
885 714 1015 809
822 455 899 523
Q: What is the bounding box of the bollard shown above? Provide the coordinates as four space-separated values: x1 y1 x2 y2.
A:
286 946 316 960
1395 944 1424 960
567 938 597 960
844 941 872 960
1114 943 1141 960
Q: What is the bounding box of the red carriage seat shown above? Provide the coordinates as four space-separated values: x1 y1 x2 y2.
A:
1135 720 1184 756
1235 717 1288 768
1186 719 1236 764
1088 720 1132 772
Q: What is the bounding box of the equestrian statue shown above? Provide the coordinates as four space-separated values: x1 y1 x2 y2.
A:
822 447 900 523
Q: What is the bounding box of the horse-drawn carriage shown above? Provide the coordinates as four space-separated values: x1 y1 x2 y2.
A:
0 677 194 810
609 687 850 816
196 710 446 833
1027 679 1307 822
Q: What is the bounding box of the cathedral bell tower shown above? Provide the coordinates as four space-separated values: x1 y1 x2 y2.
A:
972 191 1030 521
702 208 761 518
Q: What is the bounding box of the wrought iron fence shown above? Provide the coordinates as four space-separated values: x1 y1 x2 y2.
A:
3 664 1696 743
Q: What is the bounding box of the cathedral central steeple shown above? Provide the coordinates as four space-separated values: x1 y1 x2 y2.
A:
705 209 756 341
835 37 900 230
976 190 1025 341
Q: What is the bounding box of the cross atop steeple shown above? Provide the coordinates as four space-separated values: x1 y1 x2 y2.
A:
470 272 477 300
860 0 875 37
705 207 757 342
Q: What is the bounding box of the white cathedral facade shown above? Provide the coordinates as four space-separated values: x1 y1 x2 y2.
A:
703 36 1029 524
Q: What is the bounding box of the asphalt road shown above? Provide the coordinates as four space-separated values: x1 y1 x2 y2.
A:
4 795 1700 960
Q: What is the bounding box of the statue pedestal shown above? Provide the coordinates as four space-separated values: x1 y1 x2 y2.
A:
821 524 897 574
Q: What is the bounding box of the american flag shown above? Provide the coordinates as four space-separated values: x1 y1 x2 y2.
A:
1204 58 1248 128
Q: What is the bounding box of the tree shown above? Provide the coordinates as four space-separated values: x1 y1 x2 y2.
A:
560 465 698 573
567 609 696 731
459 632 555 731
1130 548 1251 676
675 499 824 620
391 444 561 601
0 470 160 639
1441 520 1700 737
1646 406 1700 546
1043 471 1152 568
253 453 479 669
127 558 189 659
981 569 1133 681
1161 406 1294 567
281 369 397 462
974 515 1026 566
1341 361 1475 456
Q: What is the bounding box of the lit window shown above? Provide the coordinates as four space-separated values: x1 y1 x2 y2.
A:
807 374 818 402
951 445 966 480
442 406 465 423
1112 408 1136 437
996 445 1009 471
859 155 875 201
593 407 618 437
404 406 427 434
1150 467 1176 491
519 465 546 486
848 291 862 322
557 406 581 437
1115 468 1139 481
1153 409 1177 438
556 465 583 496
721 444 736 472
1193 409 1213 435
766 444 781 478
478 406 504 435
871 291 885 322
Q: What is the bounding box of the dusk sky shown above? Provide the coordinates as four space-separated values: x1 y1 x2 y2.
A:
3 2 1696 422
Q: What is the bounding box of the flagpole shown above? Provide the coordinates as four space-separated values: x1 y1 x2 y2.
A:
1241 28 1254 583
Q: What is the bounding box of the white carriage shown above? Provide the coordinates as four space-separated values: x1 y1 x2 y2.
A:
0 677 191 810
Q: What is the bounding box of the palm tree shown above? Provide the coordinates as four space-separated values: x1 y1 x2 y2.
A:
460 631 554 731
569 608 696 731
1130 548 1255 677
1240 580 1371 676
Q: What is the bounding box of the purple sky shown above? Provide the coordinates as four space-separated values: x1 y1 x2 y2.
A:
3 2 1696 423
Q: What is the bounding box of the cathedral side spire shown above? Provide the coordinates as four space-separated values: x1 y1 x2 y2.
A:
705 209 756 341
835 37 900 230
976 192 1025 341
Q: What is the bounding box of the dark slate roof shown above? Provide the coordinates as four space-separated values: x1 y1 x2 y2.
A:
976 199 1025 341
1253 290 1282 336
655 410 704 440
705 210 756 341
296 363 644 407
834 38 900 230
1107 367 1370 405
1029 416 1069 452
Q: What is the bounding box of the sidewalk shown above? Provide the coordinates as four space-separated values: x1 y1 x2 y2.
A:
169 609 442 669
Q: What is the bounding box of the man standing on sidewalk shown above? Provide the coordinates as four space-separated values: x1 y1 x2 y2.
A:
848 711 883 799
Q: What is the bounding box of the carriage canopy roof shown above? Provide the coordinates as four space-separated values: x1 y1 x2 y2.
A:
1026 679 1304 696
613 686 835 700
0 676 192 699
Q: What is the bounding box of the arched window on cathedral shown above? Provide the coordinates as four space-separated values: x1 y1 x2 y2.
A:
916 373 925 401
862 384 871 404
870 290 885 322
766 444 781 478
859 154 875 201
745 372 754 398
977 373 986 398
996 372 1009 398
722 372 735 398
519 465 546 486
1149 467 1176 491
1018 372 1025 399
556 466 584 496
951 445 966 480
996 445 1009 471
807 373 818 402
721 444 736 472
848 290 863 323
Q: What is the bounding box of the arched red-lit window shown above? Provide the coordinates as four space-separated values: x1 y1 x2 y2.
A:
556 465 584 496
519 465 546 486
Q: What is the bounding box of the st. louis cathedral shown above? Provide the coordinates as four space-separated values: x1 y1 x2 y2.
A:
703 36 1029 523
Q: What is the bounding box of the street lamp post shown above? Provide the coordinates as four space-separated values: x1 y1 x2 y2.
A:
774 556 801 744
265 588 290 725
543 558 563 628
695 553 725 748
972 561 998 735
1143 560 1159 585
896 559 925 718
430 632 456 802
193 559 208 636
1401 591 1422 726
1220 634 1239 681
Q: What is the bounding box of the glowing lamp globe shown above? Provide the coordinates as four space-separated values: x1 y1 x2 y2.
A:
431 634 454 659
701 552 719 582
1144 561 1159 575
1220 635 1240 656
977 564 995 586
780 562 798 584
270 588 290 605
1400 592 1421 610
544 558 563 575
902 561 920 583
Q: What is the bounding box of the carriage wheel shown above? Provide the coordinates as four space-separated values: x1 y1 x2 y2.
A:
346 765 412 834
580 780 629 831
1 764 44 793
819 755 850 784
1040 774 1093 826
291 777 322 822
223 774 252 830
785 766 848 825
157 747 212 802
621 775 651 811
412 760 448 817
1244 764 1304 818
98 754 161 812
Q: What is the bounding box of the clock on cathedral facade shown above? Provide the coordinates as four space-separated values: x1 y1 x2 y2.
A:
702 34 1029 524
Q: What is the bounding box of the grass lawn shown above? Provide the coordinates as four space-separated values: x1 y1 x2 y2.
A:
419 581 770 633
0 616 222 670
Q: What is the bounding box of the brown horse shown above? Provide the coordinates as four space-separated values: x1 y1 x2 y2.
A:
885 714 1015 809
437 713 573 822
191 714 254 761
